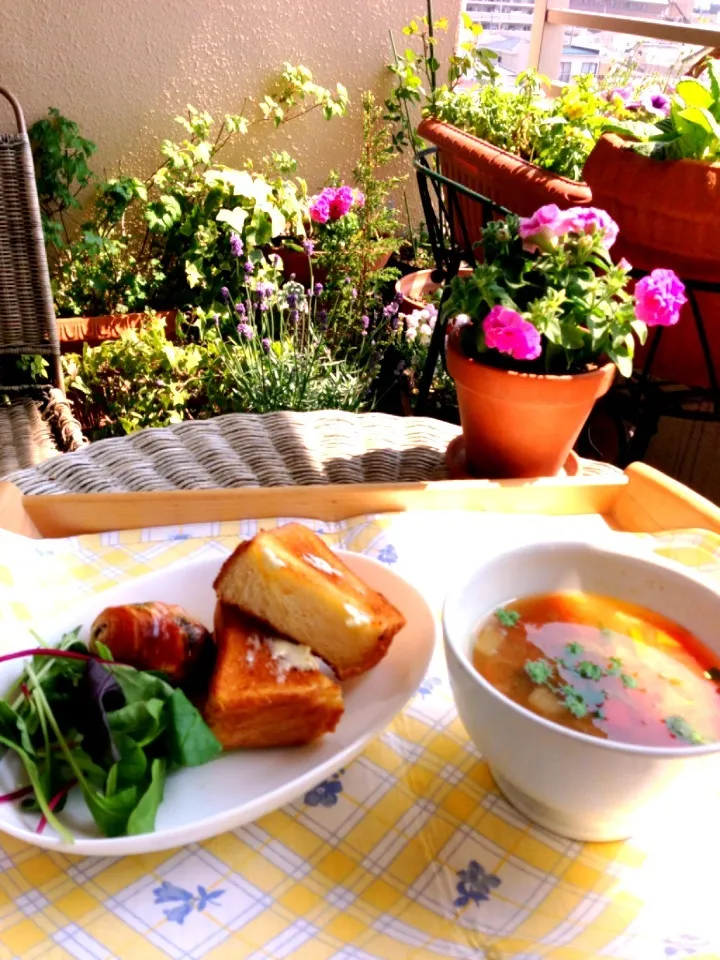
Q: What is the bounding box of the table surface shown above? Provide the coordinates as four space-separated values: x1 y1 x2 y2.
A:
0 512 717 960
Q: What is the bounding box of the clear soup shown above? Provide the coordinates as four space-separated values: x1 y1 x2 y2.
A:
472 591 720 747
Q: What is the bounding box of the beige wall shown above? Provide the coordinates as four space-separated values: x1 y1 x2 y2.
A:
2 0 458 194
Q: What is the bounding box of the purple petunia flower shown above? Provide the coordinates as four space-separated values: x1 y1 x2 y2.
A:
237 322 254 340
634 269 686 327
309 194 331 224
642 89 672 118
229 232 244 257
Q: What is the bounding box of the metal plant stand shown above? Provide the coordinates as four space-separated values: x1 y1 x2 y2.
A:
413 147 720 469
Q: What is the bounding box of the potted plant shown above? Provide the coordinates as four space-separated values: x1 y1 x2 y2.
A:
440 205 686 478
583 65 720 387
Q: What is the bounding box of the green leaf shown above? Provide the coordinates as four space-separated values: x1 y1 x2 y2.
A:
565 642 583 656
676 79 713 110
166 690 222 768
126 758 166 835
112 668 174 705
82 784 139 838
495 608 521 627
525 659 554 685
216 206 249 234
621 673 637 689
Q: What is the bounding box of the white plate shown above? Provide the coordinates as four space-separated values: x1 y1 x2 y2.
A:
0 550 437 856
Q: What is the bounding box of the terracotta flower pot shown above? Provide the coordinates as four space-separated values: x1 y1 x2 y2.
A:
270 246 392 288
584 134 720 279
584 134 720 388
417 118 591 244
395 267 472 314
57 310 178 352
445 324 615 479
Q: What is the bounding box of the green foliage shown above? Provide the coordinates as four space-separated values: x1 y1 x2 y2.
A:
30 108 97 250
316 93 403 322
385 11 498 153
442 215 645 377
606 60 720 161
33 64 349 318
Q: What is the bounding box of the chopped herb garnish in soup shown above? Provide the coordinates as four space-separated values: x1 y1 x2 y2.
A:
473 593 720 747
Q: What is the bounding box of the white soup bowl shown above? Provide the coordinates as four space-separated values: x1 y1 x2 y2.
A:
443 540 720 841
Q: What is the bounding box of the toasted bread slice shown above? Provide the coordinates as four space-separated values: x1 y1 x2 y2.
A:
203 603 344 749
213 523 407 680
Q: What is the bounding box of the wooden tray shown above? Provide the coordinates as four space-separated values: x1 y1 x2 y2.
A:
1 463 718 539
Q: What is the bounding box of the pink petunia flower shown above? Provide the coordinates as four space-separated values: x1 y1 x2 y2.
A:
309 193 331 224
634 269 687 327
329 185 354 219
518 204 573 253
483 305 542 361
563 207 619 250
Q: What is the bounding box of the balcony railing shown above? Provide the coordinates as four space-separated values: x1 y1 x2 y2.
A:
527 0 720 84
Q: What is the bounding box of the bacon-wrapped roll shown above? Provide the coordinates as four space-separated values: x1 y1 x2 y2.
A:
89 602 212 685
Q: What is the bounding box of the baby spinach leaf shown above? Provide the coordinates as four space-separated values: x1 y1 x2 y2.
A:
112 668 174 705
127 758 166 835
166 690 222 768
113 733 149 785
82 784 139 838
108 699 166 748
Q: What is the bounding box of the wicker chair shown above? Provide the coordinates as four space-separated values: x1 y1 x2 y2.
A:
0 87 85 477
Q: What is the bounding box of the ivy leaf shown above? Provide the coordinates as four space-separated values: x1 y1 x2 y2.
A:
216 206 249 235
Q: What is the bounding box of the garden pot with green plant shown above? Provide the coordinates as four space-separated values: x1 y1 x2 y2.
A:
440 206 686 479
584 64 720 386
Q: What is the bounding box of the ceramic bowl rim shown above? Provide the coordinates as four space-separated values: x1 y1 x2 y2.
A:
442 538 720 759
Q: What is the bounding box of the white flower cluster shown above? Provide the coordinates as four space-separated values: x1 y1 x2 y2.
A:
401 304 438 346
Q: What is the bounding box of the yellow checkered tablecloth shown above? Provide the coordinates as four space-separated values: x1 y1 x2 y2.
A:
0 512 719 960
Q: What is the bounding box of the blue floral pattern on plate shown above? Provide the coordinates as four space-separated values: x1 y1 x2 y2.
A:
153 881 225 924
417 675 441 698
454 860 501 907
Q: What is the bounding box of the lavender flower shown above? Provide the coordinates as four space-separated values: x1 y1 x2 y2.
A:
256 281 274 299
286 292 298 308
317 308 328 329
220 286 230 301
237 322 255 340
244 260 254 275
383 302 399 319
235 302 245 315
261 337 271 353
289 309 299 327
229 232 244 257
351 287 357 300
361 315 370 330
302 238 315 256
314 282 324 295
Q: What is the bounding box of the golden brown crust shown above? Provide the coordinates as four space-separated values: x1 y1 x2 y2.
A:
214 523 406 679
203 603 344 749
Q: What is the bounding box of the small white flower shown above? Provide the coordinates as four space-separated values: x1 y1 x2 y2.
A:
406 327 417 342
418 323 432 345
405 314 419 330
